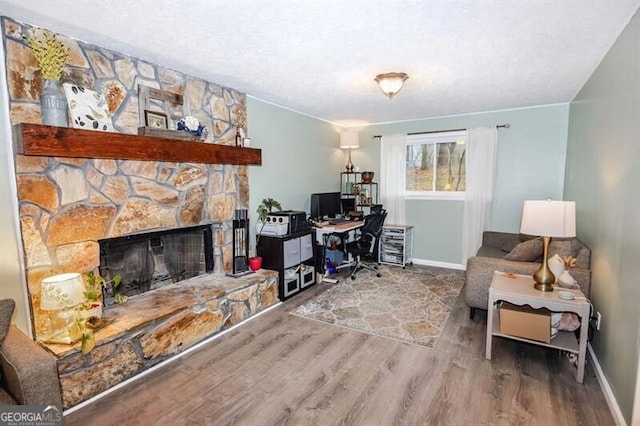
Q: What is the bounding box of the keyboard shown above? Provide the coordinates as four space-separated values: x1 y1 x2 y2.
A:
327 218 350 225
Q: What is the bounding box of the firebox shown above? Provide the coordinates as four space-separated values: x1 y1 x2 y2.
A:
98 224 214 305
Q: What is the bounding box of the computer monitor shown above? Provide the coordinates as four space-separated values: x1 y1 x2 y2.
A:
310 192 342 220
341 198 356 214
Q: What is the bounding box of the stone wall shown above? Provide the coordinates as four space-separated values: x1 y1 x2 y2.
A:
2 17 250 340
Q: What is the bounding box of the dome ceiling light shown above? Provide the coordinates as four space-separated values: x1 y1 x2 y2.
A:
374 72 409 99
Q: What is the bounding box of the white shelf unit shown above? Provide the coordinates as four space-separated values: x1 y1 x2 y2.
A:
378 225 413 267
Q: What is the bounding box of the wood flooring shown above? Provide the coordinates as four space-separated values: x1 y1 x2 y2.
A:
65 278 615 425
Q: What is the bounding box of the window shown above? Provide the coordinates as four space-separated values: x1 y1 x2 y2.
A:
405 130 466 200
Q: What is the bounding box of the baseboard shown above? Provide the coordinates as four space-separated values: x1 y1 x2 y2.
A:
411 258 466 270
63 301 282 416
588 343 627 425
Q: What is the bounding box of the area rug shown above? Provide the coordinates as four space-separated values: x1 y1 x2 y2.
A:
291 264 465 348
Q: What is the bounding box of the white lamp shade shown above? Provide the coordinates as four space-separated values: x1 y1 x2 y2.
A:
520 200 576 238
340 131 360 149
41 273 86 310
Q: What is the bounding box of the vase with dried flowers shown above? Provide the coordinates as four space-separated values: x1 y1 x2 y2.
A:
27 29 70 126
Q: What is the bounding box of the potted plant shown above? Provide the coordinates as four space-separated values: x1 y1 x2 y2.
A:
67 271 126 355
81 271 126 318
249 197 282 271
67 314 97 355
63 311 115 354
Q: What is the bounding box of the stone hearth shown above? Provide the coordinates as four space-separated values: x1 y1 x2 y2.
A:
43 269 278 408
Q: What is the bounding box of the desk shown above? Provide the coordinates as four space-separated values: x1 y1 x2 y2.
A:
313 220 364 244
313 221 364 283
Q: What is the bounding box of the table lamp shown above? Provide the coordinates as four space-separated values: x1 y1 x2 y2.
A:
520 199 576 291
40 272 86 342
340 131 359 172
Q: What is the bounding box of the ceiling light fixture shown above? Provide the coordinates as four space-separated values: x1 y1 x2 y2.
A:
374 72 409 99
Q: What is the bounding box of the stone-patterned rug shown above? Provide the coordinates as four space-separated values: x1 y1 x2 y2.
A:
291 264 465 348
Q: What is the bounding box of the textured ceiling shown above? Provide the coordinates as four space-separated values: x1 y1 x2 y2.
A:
0 0 638 127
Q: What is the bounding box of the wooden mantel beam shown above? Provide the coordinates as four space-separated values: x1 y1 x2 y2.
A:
13 123 262 166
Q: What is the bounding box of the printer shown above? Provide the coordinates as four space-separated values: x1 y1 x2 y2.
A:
263 210 308 236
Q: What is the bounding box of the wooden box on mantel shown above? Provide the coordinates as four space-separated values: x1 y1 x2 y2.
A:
137 126 200 141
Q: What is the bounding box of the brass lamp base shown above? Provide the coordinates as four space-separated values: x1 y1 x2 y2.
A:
532 236 555 292
345 159 354 172
533 281 555 292
345 148 354 172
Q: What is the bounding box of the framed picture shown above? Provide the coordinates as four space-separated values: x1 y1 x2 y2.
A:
138 85 184 129
144 110 168 129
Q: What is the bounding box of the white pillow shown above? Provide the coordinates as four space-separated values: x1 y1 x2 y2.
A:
548 254 565 282
558 270 578 289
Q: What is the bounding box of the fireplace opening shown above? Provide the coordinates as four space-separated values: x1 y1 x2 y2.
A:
98 224 214 305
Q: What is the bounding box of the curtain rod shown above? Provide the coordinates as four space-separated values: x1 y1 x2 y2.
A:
371 123 510 139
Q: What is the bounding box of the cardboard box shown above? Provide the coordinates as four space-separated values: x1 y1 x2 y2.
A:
499 302 551 343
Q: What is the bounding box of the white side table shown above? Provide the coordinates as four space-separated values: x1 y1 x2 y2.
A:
485 271 591 383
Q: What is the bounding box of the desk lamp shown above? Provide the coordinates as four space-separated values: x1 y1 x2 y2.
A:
40 272 86 342
340 131 359 172
520 199 576 291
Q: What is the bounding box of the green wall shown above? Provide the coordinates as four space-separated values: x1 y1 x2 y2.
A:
356 104 570 265
247 97 341 252
565 9 640 423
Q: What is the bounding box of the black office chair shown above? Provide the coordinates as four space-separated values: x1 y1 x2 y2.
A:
370 204 384 215
345 208 387 280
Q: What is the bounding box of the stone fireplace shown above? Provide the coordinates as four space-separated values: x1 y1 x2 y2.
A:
2 16 256 340
14 150 246 339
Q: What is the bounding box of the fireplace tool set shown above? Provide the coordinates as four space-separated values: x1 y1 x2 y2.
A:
229 209 252 276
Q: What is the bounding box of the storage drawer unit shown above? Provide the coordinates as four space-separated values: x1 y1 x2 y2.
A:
300 265 315 288
257 231 315 301
283 268 300 298
379 225 413 267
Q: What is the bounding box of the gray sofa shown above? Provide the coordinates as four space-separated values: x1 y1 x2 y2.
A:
0 299 62 405
464 231 591 319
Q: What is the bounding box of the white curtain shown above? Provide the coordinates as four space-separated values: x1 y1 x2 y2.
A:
380 134 407 225
462 126 498 262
